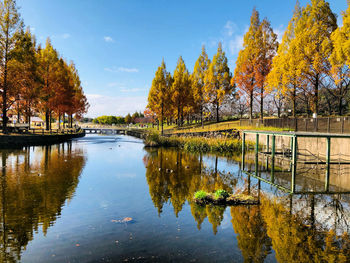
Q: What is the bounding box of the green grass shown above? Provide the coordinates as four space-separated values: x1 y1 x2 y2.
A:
213 189 229 199
194 190 208 200
144 132 254 155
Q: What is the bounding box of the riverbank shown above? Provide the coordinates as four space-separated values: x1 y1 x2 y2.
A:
144 132 254 154
0 131 85 148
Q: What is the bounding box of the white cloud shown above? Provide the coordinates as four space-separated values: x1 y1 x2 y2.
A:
107 82 119 87
62 33 70 39
104 67 139 73
51 33 71 40
204 21 247 57
228 35 244 55
121 88 147 93
85 94 147 117
274 26 285 43
118 67 139 73
223 21 237 37
104 36 114 43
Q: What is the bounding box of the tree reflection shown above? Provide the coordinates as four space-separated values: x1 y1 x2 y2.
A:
144 148 235 232
144 147 350 262
261 196 350 263
0 142 86 262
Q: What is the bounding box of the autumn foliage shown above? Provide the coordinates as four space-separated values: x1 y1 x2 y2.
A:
0 0 88 132
148 0 350 124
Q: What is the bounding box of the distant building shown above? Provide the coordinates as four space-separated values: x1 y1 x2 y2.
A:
31 117 44 127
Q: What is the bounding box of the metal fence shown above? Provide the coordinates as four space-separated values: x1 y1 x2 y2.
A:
240 117 350 134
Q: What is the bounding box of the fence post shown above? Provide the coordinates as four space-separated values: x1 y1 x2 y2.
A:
266 135 270 169
314 118 317 132
305 118 307 132
255 133 259 176
242 132 246 170
271 135 275 183
325 137 331 192
291 136 297 193
341 117 345 134
327 117 330 133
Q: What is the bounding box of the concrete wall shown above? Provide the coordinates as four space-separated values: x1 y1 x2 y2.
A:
244 133 350 162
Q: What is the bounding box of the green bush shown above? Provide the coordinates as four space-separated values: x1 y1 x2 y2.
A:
194 190 208 200
214 189 229 199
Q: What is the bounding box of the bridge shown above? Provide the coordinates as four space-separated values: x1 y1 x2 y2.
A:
81 126 147 138
83 127 127 135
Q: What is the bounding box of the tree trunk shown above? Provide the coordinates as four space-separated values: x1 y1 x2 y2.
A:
161 103 164 135
314 74 319 115
201 105 204 128
17 102 20 124
260 86 264 120
2 30 9 134
249 91 253 120
70 114 73 128
292 85 296 118
216 100 219 123
177 104 180 128
45 110 50 131
338 97 343 116
49 112 52 130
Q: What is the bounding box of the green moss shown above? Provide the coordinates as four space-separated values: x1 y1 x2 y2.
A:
194 190 208 200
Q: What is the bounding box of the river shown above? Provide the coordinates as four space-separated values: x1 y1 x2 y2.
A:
0 135 349 262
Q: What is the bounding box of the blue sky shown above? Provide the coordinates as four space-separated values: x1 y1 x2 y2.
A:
17 0 347 118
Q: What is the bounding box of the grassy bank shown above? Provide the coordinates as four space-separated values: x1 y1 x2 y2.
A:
144 133 254 154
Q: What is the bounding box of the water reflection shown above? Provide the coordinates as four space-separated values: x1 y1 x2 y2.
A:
0 143 86 262
144 147 350 262
144 148 236 233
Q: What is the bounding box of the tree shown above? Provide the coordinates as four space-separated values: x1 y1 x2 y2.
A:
37 38 60 130
147 59 172 135
0 0 23 132
192 46 210 127
125 113 131 124
65 62 89 127
329 2 350 115
266 2 303 117
292 0 337 115
7 27 39 127
254 18 278 119
171 56 191 127
205 42 232 122
233 9 260 120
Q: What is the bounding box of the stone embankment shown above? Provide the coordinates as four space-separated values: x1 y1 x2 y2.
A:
0 131 85 148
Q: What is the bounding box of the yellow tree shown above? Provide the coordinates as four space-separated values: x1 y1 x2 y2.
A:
329 2 350 115
205 42 232 122
292 0 337 115
233 9 260 120
192 46 210 127
266 2 303 117
255 18 278 119
171 56 191 127
147 59 172 135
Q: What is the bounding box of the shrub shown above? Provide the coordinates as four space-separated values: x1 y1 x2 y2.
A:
194 190 208 200
214 189 229 199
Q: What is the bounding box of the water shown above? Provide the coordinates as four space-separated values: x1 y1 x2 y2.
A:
0 135 349 262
